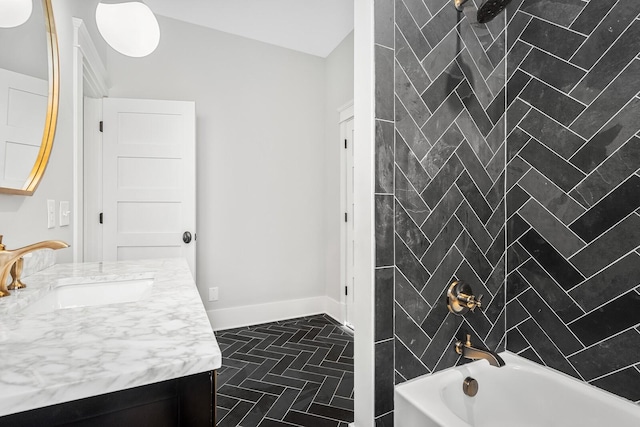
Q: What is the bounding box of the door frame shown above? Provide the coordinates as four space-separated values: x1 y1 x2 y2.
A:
82 97 103 261
338 100 354 327
73 17 109 262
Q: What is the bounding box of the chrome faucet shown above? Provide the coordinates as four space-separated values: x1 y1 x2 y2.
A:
455 334 505 367
0 235 69 297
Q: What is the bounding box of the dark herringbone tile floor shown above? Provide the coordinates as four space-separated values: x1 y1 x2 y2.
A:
215 315 354 427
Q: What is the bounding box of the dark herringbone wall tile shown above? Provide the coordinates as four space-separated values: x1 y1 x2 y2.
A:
392 0 507 386
374 0 396 424
505 0 640 403
373 1 508 422
373 0 640 423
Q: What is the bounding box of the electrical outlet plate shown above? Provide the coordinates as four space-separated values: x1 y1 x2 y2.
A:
208 287 219 301
47 200 55 229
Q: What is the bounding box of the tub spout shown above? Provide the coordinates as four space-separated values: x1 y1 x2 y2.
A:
455 334 505 367
0 235 69 297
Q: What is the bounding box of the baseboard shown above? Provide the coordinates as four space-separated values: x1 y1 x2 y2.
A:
207 296 345 331
325 297 345 325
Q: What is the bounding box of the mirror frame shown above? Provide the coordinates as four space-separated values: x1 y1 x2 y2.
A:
0 0 59 196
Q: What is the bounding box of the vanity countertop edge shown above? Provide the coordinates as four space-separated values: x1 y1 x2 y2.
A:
0 258 221 417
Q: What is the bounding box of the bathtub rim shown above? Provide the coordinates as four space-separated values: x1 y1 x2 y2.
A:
394 351 640 427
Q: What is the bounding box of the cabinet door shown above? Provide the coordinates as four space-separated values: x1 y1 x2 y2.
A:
0 371 216 427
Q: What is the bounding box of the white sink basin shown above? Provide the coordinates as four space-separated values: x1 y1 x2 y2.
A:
22 277 154 314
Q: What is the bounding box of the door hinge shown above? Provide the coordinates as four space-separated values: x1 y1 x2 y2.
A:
344 139 347 149
344 212 348 222
345 286 348 296
99 212 103 224
99 121 103 132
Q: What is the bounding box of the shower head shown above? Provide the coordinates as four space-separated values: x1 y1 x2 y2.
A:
476 0 513 23
454 0 512 23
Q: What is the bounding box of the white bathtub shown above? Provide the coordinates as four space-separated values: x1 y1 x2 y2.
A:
395 352 640 427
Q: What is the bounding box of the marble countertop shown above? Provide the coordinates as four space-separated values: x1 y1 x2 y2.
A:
0 258 221 417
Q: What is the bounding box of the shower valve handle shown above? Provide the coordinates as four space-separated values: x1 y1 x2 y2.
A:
468 293 483 312
458 292 483 311
447 281 483 315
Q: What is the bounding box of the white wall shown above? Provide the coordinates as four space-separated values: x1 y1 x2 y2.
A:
323 32 354 304
105 16 332 314
1 2 354 326
0 4 373 421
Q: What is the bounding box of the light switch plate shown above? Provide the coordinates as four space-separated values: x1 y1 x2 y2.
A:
47 200 55 229
60 201 70 227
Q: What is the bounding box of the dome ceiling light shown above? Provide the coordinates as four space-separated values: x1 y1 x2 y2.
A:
0 0 33 28
96 0 160 58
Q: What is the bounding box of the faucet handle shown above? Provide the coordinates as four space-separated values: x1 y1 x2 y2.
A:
469 294 483 312
8 257 26 290
455 334 472 355
447 280 483 315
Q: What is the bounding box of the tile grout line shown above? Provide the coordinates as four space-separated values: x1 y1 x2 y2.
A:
565 0 590 29
396 196 433 246
568 211 640 265
566 59 640 130
565 325 640 363
395 56 435 118
419 110 466 166
517 260 587 319
395 265 433 310
518 257 586 318
398 0 434 51
515 298 587 381
567 0 625 64
515 191 589 249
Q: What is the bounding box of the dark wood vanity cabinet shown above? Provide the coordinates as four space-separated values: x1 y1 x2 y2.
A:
0 371 216 427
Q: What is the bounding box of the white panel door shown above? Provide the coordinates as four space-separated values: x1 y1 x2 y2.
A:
0 68 47 188
102 98 196 274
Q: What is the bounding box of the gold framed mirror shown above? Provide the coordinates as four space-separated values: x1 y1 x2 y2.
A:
0 0 59 196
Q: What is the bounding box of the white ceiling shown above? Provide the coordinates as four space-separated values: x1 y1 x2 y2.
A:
144 0 354 58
